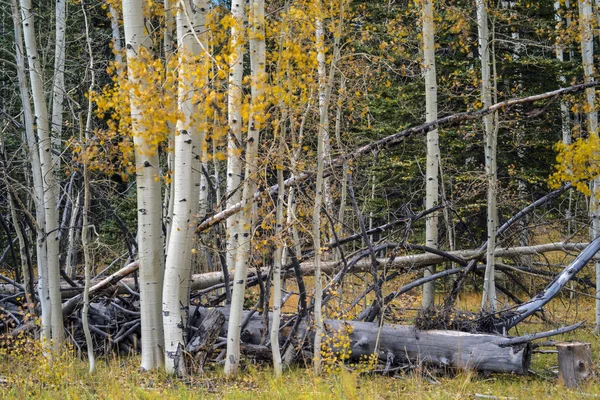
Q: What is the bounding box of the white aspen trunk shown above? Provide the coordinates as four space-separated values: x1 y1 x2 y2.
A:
271 131 285 377
81 0 96 374
555 1 574 234
122 0 165 370
578 0 600 333
110 6 123 66
10 0 40 320
421 0 440 309
163 0 176 248
477 0 498 313
51 0 67 171
313 7 327 375
163 0 207 374
81 162 94 373
19 0 65 352
336 79 347 248
225 0 245 276
225 0 265 376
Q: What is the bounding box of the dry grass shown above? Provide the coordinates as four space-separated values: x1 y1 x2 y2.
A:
1 293 599 399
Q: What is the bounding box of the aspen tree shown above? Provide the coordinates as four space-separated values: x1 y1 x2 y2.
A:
225 0 266 377
19 0 65 352
313 0 327 375
555 1 574 234
10 0 45 330
81 0 96 373
477 0 498 313
578 0 600 333
163 0 207 375
163 0 176 247
51 0 67 171
421 0 440 309
122 0 165 370
225 0 245 276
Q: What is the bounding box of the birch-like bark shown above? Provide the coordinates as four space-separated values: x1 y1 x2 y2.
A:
110 6 123 66
163 0 176 247
477 0 498 313
51 0 67 171
225 0 245 276
19 0 64 351
578 0 600 333
163 0 207 374
9 0 39 319
271 129 285 377
555 1 574 233
313 6 327 375
81 0 96 374
225 0 265 376
421 0 440 309
122 0 165 370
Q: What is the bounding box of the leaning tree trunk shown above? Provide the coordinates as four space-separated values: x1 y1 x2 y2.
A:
477 0 498 313
19 0 65 353
122 0 165 370
225 0 265 376
421 0 440 309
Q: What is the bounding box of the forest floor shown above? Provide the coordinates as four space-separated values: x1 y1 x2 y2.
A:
1 294 599 399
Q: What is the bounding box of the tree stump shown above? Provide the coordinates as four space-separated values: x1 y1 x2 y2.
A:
556 341 593 388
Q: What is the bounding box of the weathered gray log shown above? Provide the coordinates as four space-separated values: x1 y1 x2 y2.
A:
194 307 531 374
186 308 225 374
61 260 140 315
495 236 600 332
21 240 579 306
557 341 593 388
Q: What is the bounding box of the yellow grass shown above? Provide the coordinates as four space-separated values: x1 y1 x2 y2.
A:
1 293 599 399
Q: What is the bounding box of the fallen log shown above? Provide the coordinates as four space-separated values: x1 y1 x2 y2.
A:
47 241 588 307
193 307 532 374
62 261 139 316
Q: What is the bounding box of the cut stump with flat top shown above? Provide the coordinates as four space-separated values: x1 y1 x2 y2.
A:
556 341 593 388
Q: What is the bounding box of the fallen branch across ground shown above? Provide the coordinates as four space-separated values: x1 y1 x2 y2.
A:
44 241 589 309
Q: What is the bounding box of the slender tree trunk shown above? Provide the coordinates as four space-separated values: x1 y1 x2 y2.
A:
51 0 67 172
225 0 265 376
271 126 285 377
477 0 498 313
163 0 176 248
421 0 440 309
1 130 35 316
225 0 245 279
578 0 599 333
122 0 165 370
19 0 65 352
80 0 96 374
555 1 574 233
312 5 327 375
